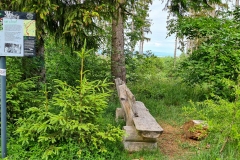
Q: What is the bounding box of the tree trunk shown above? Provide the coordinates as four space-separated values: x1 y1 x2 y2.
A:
236 0 239 6
111 0 126 82
183 120 208 140
131 4 135 53
139 39 144 54
173 35 177 67
37 41 46 82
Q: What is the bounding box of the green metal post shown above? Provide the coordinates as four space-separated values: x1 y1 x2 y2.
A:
0 56 7 158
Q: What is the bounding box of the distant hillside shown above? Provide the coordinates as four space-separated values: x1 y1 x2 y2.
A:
150 51 182 57
153 52 174 57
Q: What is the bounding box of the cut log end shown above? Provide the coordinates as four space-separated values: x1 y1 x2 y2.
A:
183 120 208 140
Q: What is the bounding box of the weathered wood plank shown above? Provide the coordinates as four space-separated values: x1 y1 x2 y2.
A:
125 87 136 105
115 78 164 139
115 78 124 86
132 101 163 137
115 78 124 98
125 87 138 117
117 83 134 126
133 117 163 132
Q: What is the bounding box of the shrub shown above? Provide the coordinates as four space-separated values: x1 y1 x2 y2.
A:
6 57 44 125
13 41 123 159
125 51 163 82
45 37 111 87
183 79 240 157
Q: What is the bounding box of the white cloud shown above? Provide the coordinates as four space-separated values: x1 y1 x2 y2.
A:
154 42 162 47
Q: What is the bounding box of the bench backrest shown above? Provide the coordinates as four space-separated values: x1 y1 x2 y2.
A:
115 78 163 136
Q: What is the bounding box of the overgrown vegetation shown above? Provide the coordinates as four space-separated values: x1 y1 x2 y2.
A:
1 3 240 160
4 37 240 159
4 41 124 159
168 7 240 101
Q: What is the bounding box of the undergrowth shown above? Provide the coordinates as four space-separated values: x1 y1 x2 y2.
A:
3 47 239 159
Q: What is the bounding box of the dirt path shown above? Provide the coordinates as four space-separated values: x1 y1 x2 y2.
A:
158 121 200 160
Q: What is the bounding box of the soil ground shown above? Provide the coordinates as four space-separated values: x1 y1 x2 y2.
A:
158 121 200 160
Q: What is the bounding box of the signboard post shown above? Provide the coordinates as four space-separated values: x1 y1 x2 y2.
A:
0 57 6 158
0 10 36 158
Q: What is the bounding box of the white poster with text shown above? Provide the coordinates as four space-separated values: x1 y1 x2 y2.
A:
0 11 36 57
1 18 24 56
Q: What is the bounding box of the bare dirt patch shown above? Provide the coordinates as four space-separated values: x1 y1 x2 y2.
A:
158 121 200 160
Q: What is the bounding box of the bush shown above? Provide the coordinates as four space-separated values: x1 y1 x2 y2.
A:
12 42 123 159
171 9 240 101
45 37 111 87
6 57 44 125
125 51 163 82
183 79 240 158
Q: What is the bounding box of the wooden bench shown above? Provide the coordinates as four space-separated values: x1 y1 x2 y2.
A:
115 78 163 152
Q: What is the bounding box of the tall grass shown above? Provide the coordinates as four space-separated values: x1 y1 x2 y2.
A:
5 50 239 159
123 56 239 159
127 75 208 125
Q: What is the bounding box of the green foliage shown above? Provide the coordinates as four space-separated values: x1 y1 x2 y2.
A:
45 38 81 86
125 0 152 51
126 54 239 159
190 133 239 160
8 0 108 50
5 137 126 160
45 37 111 87
14 78 123 159
128 56 208 106
6 57 44 124
183 79 240 157
166 0 221 16
169 8 240 100
130 76 208 107
126 51 163 82
14 43 123 159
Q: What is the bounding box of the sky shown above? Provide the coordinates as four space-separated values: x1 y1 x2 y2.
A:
136 0 181 57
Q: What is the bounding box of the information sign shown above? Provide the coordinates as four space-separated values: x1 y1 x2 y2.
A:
0 11 36 57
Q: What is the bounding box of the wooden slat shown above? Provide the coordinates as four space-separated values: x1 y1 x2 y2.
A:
115 78 123 97
117 83 134 126
125 87 135 105
115 108 124 122
123 126 157 142
115 78 163 133
133 117 163 132
133 101 163 136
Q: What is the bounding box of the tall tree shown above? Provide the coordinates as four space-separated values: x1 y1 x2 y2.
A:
0 0 112 79
125 0 152 53
1 0 224 82
165 0 222 16
110 0 153 82
86 0 222 82
236 0 239 6
167 1 227 54
173 35 177 67
111 0 126 81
